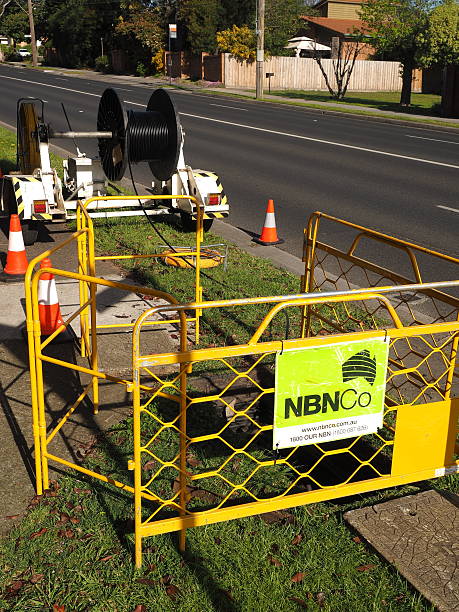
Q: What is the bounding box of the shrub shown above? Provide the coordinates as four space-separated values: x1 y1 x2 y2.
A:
95 54 110 73
151 48 164 74
136 61 147 77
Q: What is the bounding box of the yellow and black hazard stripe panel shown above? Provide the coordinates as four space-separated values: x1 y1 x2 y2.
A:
192 170 229 209
203 211 229 219
12 177 52 220
12 178 24 218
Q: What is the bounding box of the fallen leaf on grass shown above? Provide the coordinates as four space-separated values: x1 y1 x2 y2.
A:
219 589 234 601
186 454 201 468
352 536 361 544
57 529 75 539
356 564 376 572
70 517 80 525
6 580 24 596
289 596 308 608
52 606 66 612
271 543 280 553
259 510 295 525
214 536 221 545
291 534 303 546
30 573 44 584
137 578 156 586
5 514 21 520
99 554 116 562
133 606 146 612
73 487 91 495
56 513 70 526
165 584 180 601
268 555 282 567
160 574 173 585
316 592 326 608
142 460 157 471
30 528 47 539
147 563 157 571
290 572 306 583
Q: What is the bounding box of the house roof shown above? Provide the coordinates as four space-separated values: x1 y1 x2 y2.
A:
301 16 365 35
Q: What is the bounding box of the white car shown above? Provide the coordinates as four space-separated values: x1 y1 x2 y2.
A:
18 49 31 58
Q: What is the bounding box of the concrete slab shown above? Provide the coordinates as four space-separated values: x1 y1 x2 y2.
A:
344 490 459 612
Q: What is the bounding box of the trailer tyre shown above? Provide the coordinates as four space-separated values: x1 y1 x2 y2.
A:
180 211 213 233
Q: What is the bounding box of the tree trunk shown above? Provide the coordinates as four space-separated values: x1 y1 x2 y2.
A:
400 62 413 106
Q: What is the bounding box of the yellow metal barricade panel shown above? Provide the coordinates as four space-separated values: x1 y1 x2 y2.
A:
391 398 458 476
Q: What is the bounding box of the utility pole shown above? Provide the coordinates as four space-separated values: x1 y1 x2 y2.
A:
27 0 38 67
255 0 265 100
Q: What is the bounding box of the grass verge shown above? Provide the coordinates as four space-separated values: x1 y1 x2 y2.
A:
0 126 457 612
271 91 442 116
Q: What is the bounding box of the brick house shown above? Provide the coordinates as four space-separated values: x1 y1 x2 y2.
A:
301 0 373 59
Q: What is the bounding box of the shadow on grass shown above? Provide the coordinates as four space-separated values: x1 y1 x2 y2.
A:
273 92 442 116
0 157 17 174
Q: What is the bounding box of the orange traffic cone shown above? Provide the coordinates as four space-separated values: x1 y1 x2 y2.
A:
254 199 284 246
37 258 66 336
0 214 29 282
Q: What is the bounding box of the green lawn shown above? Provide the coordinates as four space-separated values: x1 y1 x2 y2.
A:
272 91 442 116
0 125 456 611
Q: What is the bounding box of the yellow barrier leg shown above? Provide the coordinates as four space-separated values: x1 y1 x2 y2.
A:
133 378 143 568
35 345 49 491
178 363 188 553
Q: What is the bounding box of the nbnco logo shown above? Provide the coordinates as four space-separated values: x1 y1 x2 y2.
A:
284 349 377 419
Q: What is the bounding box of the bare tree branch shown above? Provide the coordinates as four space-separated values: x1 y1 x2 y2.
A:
313 35 366 100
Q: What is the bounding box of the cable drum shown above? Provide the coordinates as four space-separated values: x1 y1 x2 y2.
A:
126 111 169 163
97 87 181 182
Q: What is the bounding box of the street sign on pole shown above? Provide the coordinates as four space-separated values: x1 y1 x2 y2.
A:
169 24 177 39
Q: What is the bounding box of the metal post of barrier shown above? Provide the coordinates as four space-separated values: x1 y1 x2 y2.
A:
195 195 204 344
24 264 43 495
85 206 100 414
301 213 320 337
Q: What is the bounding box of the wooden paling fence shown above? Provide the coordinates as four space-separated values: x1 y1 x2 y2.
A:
223 54 421 93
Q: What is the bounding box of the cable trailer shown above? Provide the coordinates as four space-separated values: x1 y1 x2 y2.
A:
0 89 229 244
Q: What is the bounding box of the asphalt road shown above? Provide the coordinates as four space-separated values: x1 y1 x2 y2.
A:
0 63 458 283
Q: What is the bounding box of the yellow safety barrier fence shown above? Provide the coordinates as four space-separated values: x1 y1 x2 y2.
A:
26 195 201 497
27 209 459 569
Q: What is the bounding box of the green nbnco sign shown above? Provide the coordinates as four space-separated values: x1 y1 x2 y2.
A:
273 337 389 450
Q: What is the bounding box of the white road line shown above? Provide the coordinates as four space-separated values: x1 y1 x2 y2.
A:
407 134 459 145
0 74 101 98
179 112 459 169
1 75 457 169
437 205 459 214
116 88 134 92
210 103 248 111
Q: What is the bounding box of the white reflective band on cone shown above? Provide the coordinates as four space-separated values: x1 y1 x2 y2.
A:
264 212 276 228
8 230 26 252
38 278 59 305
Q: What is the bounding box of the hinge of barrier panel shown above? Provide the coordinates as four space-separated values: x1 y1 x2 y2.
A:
128 460 135 470
126 383 134 393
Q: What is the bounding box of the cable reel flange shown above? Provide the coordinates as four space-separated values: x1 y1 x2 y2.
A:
97 88 128 182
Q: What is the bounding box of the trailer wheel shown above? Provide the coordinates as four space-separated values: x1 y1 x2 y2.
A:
180 211 213 233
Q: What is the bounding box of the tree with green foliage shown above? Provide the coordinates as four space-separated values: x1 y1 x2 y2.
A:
34 0 122 68
1 7 28 48
424 0 459 67
359 0 433 106
178 0 223 54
